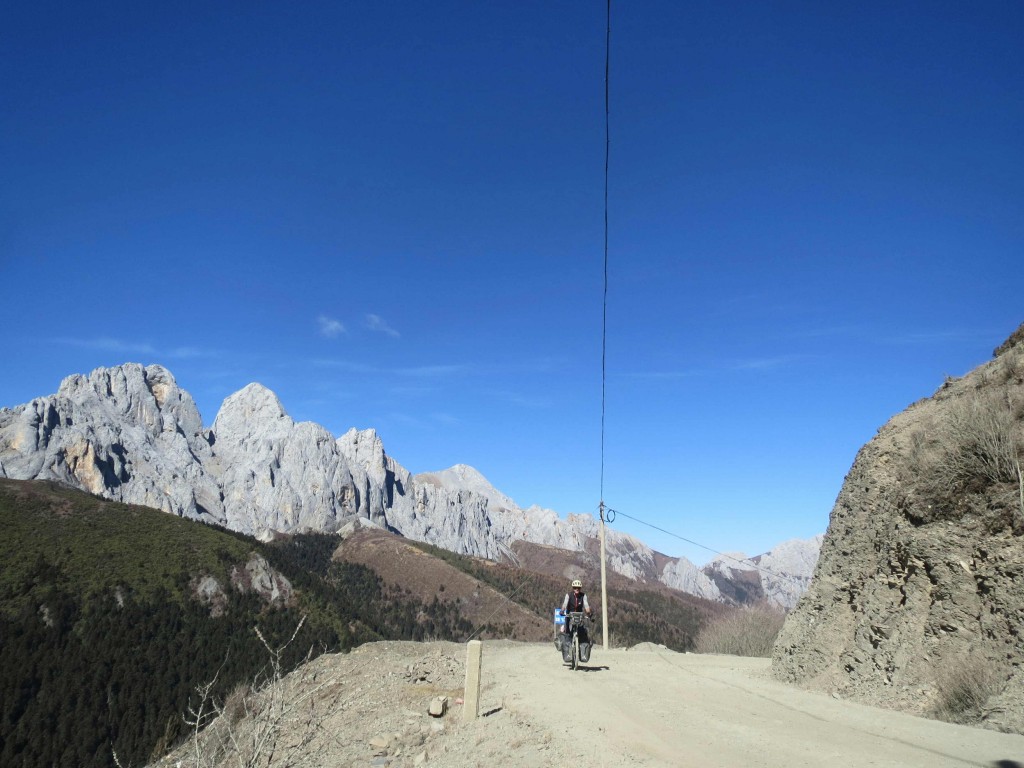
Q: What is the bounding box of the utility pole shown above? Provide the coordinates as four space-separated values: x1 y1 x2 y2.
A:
599 501 609 650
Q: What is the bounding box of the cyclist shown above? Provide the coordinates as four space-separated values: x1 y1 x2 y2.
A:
559 579 593 662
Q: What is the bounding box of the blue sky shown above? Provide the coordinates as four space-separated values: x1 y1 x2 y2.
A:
2 1 1022 564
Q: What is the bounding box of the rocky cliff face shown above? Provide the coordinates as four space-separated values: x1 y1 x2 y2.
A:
211 384 362 534
0 365 224 523
0 363 818 605
773 324 1024 732
704 535 826 609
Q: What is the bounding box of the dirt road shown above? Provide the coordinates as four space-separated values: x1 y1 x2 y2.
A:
150 639 1024 768
457 641 1024 768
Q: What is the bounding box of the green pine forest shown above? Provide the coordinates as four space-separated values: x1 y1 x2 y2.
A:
0 479 714 767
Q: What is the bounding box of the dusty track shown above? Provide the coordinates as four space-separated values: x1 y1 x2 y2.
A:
455 641 1024 768
151 640 1024 767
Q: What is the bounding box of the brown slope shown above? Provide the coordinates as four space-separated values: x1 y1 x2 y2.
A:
335 527 728 653
333 527 551 641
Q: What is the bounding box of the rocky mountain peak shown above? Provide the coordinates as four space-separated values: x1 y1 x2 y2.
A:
213 383 292 441
55 363 201 438
1 363 221 521
1 362 822 607
417 464 518 513
336 427 386 471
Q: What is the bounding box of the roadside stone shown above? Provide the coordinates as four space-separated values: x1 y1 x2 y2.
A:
428 695 449 717
369 734 391 751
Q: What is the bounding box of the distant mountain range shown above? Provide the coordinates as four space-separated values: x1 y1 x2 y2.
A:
0 363 821 607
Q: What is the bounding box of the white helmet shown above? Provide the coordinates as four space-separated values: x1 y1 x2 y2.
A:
571 579 583 589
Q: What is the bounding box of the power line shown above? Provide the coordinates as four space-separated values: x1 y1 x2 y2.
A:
605 507 813 590
600 0 611 505
592 2 804 602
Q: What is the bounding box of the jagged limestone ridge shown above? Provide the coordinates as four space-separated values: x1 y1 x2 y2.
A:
0 363 821 605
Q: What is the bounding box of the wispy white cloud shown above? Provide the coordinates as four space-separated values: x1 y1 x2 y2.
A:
53 337 157 355
489 389 553 408
166 346 217 359
318 315 346 338
620 354 805 379
364 313 400 338
388 385 436 396
311 359 471 378
620 368 707 380
396 364 472 378
883 329 990 346
429 412 460 426
50 337 222 364
730 355 805 371
311 359 376 373
793 325 990 348
385 411 461 429
789 325 864 340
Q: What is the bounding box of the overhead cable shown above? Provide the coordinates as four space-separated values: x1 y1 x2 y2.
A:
605 507 813 590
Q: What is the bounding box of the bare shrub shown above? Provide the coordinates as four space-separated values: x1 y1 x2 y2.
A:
939 391 1022 488
694 602 786 657
993 321 1024 358
932 652 1006 724
173 617 342 768
999 350 1024 385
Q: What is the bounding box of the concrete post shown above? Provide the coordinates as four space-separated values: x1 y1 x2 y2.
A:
463 640 482 722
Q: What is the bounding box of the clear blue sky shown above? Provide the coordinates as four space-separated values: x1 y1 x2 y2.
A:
2 2 1022 564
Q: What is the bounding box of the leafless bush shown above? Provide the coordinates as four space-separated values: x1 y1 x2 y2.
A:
940 391 1021 488
694 602 786 658
993 321 1024 358
932 652 1006 724
999 350 1024 385
173 617 342 768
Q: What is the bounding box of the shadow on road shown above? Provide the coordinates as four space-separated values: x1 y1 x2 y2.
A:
993 761 1022 768
571 665 610 672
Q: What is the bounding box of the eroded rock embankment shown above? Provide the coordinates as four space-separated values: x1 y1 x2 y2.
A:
773 323 1024 733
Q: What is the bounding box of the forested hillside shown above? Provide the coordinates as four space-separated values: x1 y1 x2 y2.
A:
0 479 728 767
0 480 471 768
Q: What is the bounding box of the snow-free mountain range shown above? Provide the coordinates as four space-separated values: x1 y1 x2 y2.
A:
0 363 820 607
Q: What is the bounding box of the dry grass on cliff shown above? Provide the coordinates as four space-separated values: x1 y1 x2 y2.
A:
931 652 1007 726
906 386 1024 531
694 602 786 658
